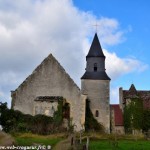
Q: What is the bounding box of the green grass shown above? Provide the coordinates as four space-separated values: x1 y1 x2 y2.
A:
89 140 150 150
12 132 150 150
13 133 64 148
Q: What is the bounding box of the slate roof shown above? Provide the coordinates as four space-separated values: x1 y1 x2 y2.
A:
86 33 105 58
81 71 110 80
111 104 124 126
81 33 110 80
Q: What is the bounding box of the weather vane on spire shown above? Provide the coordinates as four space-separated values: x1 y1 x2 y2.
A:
93 22 100 33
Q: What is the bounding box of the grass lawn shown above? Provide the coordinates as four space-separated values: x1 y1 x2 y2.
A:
13 133 64 148
89 140 150 150
8 132 150 150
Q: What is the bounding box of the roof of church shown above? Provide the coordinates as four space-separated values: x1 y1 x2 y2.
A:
81 71 110 80
81 33 110 80
110 104 124 126
86 33 105 58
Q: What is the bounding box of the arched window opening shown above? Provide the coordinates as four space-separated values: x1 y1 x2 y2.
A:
95 110 99 117
94 63 97 72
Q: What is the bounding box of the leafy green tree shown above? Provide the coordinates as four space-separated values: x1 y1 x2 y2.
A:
124 98 144 133
142 109 150 132
123 105 131 133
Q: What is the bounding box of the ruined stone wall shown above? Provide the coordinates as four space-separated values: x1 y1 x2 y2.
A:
33 101 58 116
11 54 86 131
119 87 124 111
119 85 150 110
81 79 110 133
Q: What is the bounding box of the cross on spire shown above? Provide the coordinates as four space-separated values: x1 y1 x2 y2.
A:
93 22 100 33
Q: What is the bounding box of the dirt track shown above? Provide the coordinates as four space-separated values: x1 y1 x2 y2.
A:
0 131 15 146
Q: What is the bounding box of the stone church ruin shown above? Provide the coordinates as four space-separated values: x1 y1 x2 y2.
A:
11 33 150 133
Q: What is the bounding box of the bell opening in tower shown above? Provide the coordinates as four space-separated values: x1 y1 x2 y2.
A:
94 63 97 72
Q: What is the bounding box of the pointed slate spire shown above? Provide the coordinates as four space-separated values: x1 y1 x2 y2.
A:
86 33 105 58
81 33 110 80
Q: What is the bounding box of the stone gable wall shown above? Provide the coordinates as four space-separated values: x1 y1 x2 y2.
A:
11 54 86 131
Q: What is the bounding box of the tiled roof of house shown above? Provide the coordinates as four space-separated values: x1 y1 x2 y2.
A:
111 104 124 126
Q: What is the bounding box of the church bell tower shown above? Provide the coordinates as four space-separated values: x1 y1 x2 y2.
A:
81 33 111 132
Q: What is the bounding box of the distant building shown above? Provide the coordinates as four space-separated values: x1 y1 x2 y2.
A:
119 84 150 110
110 83 150 134
119 84 150 134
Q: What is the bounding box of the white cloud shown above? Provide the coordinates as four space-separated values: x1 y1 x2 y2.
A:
110 86 119 104
0 0 148 106
0 90 4 97
104 49 148 80
97 18 125 45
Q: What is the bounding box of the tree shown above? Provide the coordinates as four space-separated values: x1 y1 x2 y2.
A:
142 109 150 132
124 98 144 133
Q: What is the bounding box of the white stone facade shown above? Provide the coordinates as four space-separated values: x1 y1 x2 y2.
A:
11 54 87 131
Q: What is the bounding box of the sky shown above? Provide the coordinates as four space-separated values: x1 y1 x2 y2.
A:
0 0 150 107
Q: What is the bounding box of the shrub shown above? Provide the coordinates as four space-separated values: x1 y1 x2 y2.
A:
31 114 53 134
142 109 150 132
124 98 150 133
0 101 66 135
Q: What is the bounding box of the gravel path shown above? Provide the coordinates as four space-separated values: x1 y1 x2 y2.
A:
53 138 72 150
0 131 15 146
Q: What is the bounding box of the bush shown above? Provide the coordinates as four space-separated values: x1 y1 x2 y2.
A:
142 109 150 132
0 101 66 135
31 114 53 134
